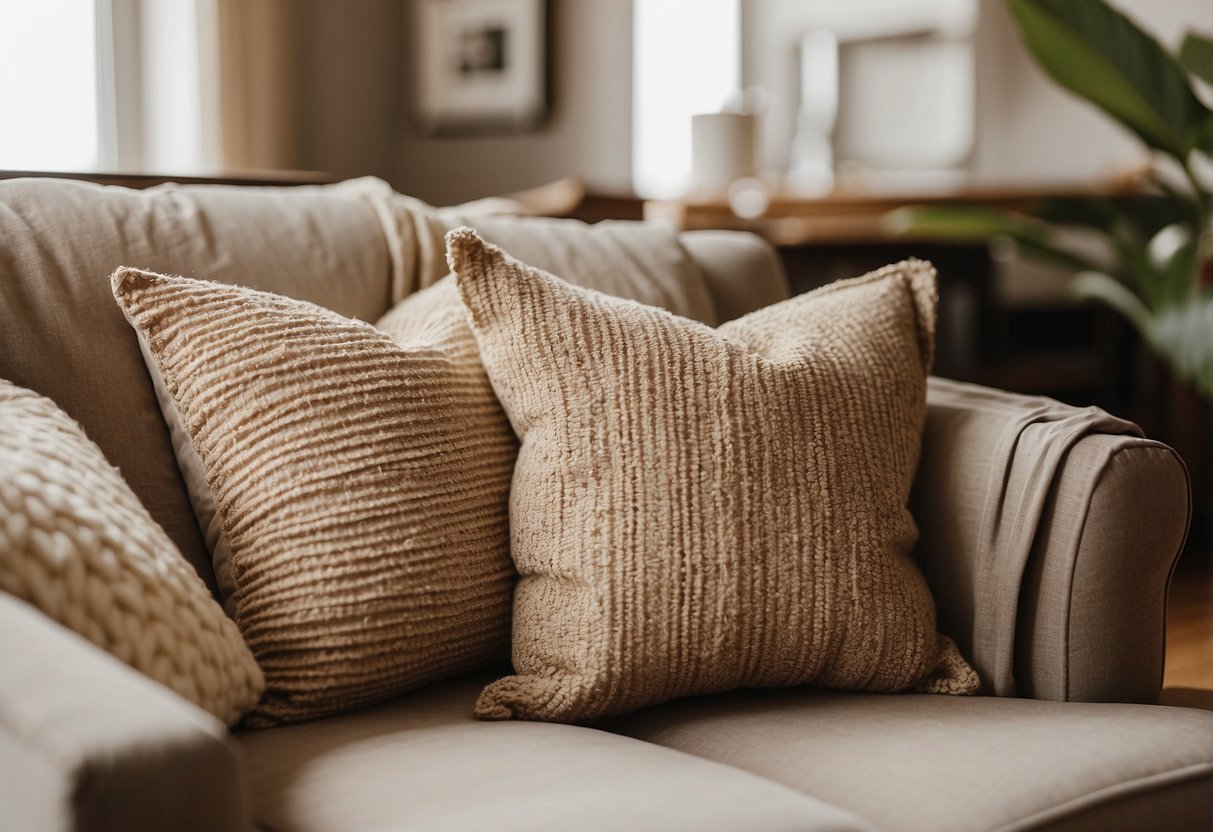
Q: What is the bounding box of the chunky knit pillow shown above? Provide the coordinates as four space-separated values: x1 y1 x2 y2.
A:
449 230 979 723
0 380 263 725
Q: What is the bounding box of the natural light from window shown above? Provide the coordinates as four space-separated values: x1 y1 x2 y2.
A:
0 0 98 171
633 0 740 198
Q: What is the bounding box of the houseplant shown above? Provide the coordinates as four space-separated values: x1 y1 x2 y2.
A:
892 0 1213 399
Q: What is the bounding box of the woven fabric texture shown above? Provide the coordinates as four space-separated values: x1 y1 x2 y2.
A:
0 380 263 725
449 229 979 723
111 267 515 727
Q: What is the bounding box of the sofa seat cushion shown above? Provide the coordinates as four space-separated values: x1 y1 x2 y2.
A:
235 674 877 832
609 689 1213 832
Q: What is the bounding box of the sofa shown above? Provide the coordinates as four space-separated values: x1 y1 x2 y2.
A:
0 176 1210 832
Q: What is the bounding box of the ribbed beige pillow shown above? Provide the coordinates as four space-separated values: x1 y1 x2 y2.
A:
0 380 263 725
111 267 517 727
449 229 979 723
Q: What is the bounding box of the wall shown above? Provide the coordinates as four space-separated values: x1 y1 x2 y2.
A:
292 0 632 204
392 0 633 204
740 0 979 177
290 0 1208 199
971 0 1209 182
742 0 1212 185
294 0 406 184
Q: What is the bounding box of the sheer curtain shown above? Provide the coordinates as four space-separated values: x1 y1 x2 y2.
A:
213 0 296 171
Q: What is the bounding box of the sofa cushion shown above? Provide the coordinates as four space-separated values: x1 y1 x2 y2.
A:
609 689 1213 832
235 674 878 832
0 380 263 725
343 176 717 323
0 178 391 592
450 230 977 723
467 216 718 325
678 229 791 322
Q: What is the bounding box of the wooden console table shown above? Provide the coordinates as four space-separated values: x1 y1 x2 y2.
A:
642 180 1140 247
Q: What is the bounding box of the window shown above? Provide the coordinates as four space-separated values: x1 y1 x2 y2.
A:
0 0 100 171
0 0 221 174
632 0 741 198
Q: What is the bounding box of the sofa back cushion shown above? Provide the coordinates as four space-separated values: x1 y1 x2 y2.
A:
0 178 391 591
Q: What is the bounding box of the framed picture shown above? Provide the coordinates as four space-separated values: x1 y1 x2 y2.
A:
414 0 548 135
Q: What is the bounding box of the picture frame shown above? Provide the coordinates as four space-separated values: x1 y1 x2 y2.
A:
413 0 548 136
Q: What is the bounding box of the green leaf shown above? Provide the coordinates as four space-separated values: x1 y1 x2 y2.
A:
1031 193 1192 242
1180 31 1213 87
1195 117 1213 154
889 204 1104 272
1108 232 1165 310
1030 196 1120 230
1070 269 1152 332
1149 292 1213 397
1126 193 1198 239
886 204 1046 241
1007 0 1213 158
1158 234 1199 306
1011 235 1108 274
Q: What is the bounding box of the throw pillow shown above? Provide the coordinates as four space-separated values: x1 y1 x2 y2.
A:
448 229 979 723
111 268 517 727
147 212 716 615
114 220 717 727
0 380 263 725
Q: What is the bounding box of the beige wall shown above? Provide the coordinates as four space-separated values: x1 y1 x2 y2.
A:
292 0 632 205
971 0 1210 182
741 0 1211 184
291 0 1208 201
294 0 406 184
393 0 633 204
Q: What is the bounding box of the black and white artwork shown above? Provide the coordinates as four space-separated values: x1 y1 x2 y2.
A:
415 0 547 135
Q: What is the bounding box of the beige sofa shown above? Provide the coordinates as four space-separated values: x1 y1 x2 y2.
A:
0 177 1210 832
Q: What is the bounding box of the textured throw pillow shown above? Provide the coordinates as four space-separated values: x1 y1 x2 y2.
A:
0 380 263 725
448 229 979 723
145 212 716 614
111 267 518 727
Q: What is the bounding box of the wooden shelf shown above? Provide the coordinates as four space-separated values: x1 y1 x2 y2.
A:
644 179 1144 247
0 169 335 189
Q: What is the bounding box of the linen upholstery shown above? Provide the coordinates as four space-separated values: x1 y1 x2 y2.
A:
913 378 1189 701
236 674 878 832
0 381 263 725
369 224 720 691
451 230 977 723
611 687 1213 832
0 593 251 832
0 178 391 592
209 214 712 603
469 217 718 325
111 268 515 727
678 230 791 322
343 175 717 325
338 175 530 301
2 177 1204 832
1017 435 1189 703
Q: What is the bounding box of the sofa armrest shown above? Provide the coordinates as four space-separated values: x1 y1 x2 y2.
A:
910 378 1190 704
0 594 252 831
